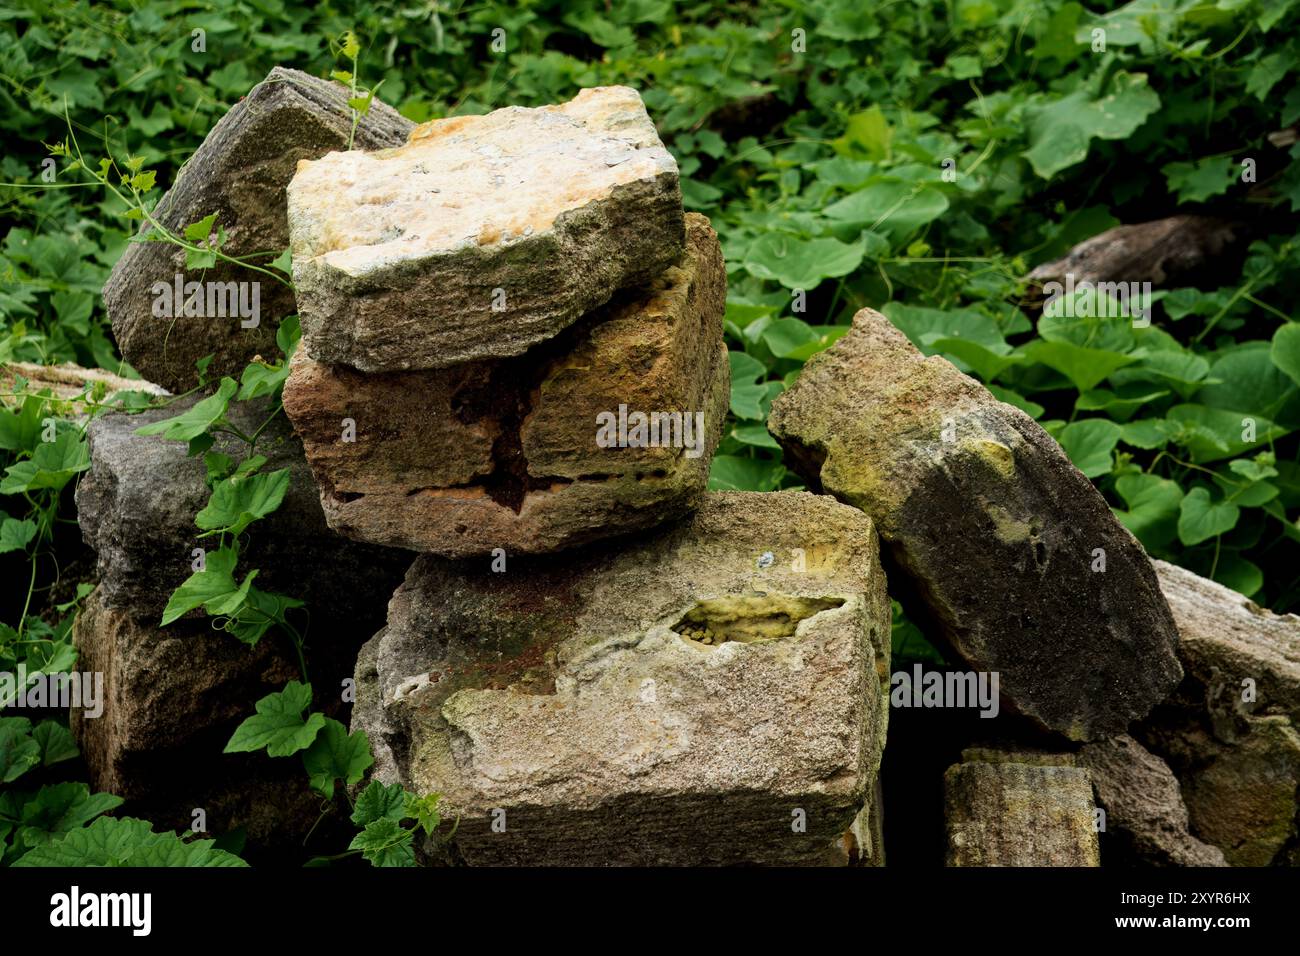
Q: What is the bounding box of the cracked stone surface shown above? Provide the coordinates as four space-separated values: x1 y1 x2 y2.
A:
352 491 891 865
76 395 410 622
1077 734 1226 867
287 86 684 371
283 213 727 556
105 67 413 393
767 306 1182 741
944 751 1100 866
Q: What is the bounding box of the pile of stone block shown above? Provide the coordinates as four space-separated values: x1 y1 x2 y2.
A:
78 73 893 865
71 65 1296 868
280 86 728 556
286 88 889 864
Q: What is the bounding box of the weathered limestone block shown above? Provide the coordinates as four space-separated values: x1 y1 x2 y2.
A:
69 588 333 852
767 307 1182 741
944 753 1100 866
353 491 891 865
1167 717 1300 867
1136 561 1300 865
105 67 413 393
283 213 727 556
1077 735 1226 867
72 588 295 783
76 395 410 621
287 86 684 371
1153 559 1300 731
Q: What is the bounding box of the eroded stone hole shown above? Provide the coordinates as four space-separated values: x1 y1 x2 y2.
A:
671 595 846 648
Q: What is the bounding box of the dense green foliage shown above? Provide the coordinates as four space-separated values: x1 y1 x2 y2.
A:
1 0 1299 862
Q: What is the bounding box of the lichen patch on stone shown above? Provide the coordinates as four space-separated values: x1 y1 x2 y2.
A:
671 594 846 648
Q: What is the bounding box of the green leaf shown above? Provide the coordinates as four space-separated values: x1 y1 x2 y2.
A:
32 721 79 766
233 455 268 479
832 106 892 160
186 247 218 270
0 718 40 784
226 586 303 646
0 395 44 453
1038 310 1136 352
1213 555 1264 598
160 545 248 626
0 518 37 554
349 818 416 867
405 792 444 837
1216 474 1277 508
731 424 781 449
14 816 247 867
275 314 301 357
1229 456 1279 482
1021 340 1137 392
1032 1 1084 62
204 451 235 485
302 719 373 799
883 304 1008 352
0 430 90 494
708 455 785 491
1246 51 1296 101
728 350 767 384
932 339 1021 381
183 214 218 243
224 682 325 758
269 249 293 275
1124 350 1210 398
196 468 291 536
1076 387 1169 421
761 318 821 358
1166 404 1286 463
1200 343 1300 426
18 783 123 848
1057 419 1121 478
1113 473 1184 550
351 780 409 827
1119 419 1169 449
1272 323 1300 388
988 386 1045 418
1022 72 1161 178
1178 487 1240 546
135 379 237 442
743 234 866 289
1162 157 1236 204
729 382 767 420
824 181 949 239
